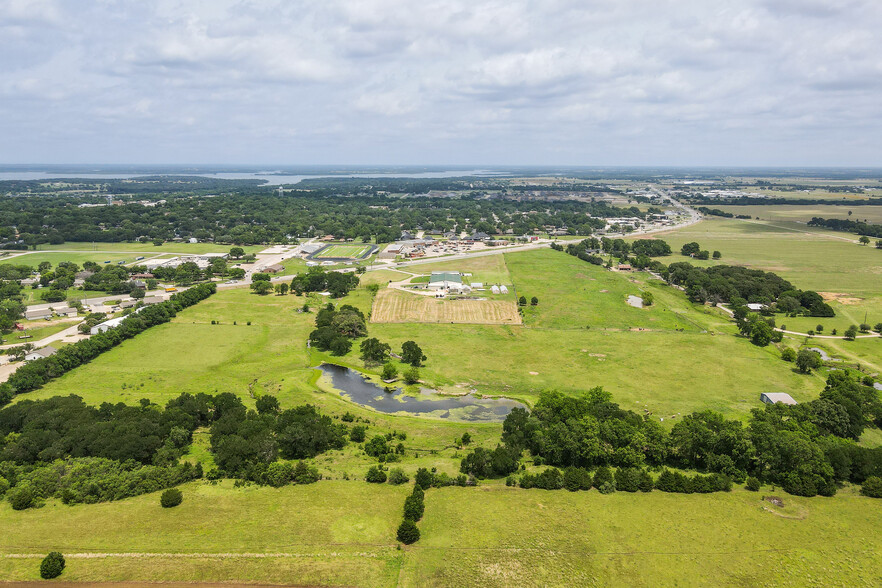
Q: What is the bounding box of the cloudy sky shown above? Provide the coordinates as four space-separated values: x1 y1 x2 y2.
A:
2 0 881 166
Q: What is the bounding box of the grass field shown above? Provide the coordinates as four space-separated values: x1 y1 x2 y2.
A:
643 218 882 338
715 204 882 224
20 288 108 306
315 244 373 259
402 485 882 587
1 481 879 585
0 480 406 585
371 288 521 324
404 255 513 287
3 251 138 268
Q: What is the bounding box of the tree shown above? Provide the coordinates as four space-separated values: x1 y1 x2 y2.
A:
256 395 280 415
388 468 409 485
861 476 882 498
403 492 425 521
160 488 183 508
518 295 527 306
642 292 654 306
403 367 420 385
681 242 701 256
401 341 426 366
750 320 773 347
365 465 387 483
461 432 472 445
530 296 538 306
796 349 822 373
275 283 289 295
40 552 65 579
414 467 434 489
360 338 391 364
230 247 245 258
712 250 722 259
381 362 398 381
350 425 366 442
844 325 858 341
397 519 420 544
250 280 272 295
858 236 870 245
745 476 761 491
780 347 796 362
329 336 352 356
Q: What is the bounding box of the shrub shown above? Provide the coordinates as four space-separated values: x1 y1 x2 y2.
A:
388 468 409 485
746 477 761 492
780 347 796 362
615 467 642 492
563 467 592 491
861 476 882 498
263 462 294 487
403 493 425 521
592 466 614 490
350 425 367 443
396 519 420 544
40 552 65 579
403 367 420 385
7 485 34 510
160 488 183 508
414 468 434 490
365 466 387 483
0 476 9 497
292 461 321 484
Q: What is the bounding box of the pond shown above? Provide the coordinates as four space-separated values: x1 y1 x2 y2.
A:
316 363 526 422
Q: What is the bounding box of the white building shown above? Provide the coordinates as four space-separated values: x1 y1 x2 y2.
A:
25 346 58 362
91 316 127 335
760 392 797 406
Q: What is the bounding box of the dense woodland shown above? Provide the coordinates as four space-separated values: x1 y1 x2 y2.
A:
0 177 647 246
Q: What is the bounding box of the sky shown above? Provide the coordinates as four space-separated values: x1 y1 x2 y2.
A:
1 0 881 166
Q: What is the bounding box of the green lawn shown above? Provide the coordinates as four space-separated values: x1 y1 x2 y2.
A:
315 243 373 258
21 287 108 306
5 252 136 269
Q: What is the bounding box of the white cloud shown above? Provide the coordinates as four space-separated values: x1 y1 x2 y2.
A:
0 0 881 165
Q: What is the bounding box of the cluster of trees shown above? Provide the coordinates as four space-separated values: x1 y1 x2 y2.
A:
2 283 217 401
696 206 751 219
460 375 882 497
679 242 720 260
207 395 348 480
807 217 882 239
309 303 367 355
556 238 673 272
289 268 360 298
664 263 833 315
0 393 211 509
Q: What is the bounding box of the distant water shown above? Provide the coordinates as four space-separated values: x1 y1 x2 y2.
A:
0 168 510 186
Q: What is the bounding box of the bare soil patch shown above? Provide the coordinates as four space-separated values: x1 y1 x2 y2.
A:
819 292 863 305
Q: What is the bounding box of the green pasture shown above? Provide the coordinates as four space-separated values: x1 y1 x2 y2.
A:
0 480 406 585
3 252 135 269
403 255 513 286
715 204 882 224
21 288 108 306
403 485 882 587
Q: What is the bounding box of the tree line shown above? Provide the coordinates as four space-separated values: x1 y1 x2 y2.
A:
460 373 882 497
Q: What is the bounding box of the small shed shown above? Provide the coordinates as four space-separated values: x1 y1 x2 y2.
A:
760 392 797 406
617 264 632 271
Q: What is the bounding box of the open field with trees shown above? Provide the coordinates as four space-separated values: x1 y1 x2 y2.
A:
1 481 879 585
31 242 265 254
371 288 521 324
715 204 882 224
643 218 882 337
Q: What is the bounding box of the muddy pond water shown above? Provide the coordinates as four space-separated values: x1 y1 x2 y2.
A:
317 363 525 422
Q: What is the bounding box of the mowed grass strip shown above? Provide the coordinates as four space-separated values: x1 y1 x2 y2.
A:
371 288 521 324
400 486 882 587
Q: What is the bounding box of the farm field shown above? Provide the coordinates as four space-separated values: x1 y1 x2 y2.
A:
1 481 879 586
402 254 513 287
314 243 373 258
371 288 521 325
